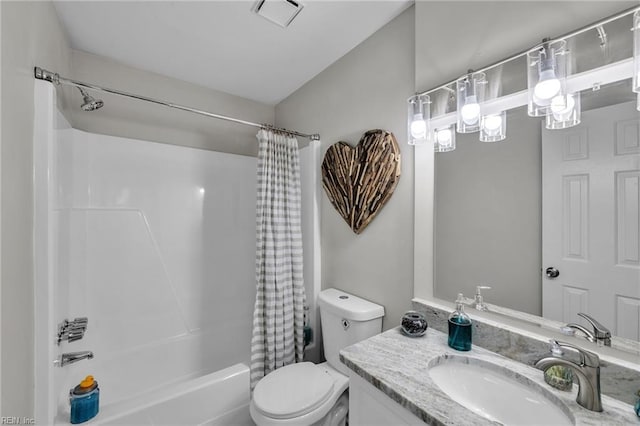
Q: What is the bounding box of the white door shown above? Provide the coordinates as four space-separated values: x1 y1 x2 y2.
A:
542 100 640 340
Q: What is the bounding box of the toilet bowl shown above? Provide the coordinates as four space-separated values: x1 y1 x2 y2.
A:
250 288 384 426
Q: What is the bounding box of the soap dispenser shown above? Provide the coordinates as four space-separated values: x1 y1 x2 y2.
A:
448 293 472 351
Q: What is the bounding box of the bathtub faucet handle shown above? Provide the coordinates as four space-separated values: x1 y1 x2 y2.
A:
57 317 89 345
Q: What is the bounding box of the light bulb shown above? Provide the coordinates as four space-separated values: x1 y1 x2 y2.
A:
551 94 575 121
482 114 503 136
410 113 427 139
436 128 452 145
460 95 480 125
534 69 561 101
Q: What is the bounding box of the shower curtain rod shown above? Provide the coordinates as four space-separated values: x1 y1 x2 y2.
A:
34 67 321 141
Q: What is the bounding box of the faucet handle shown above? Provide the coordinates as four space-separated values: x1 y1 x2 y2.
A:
578 313 611 340
57 317 89 345
71 317 88 329
551 340 600 368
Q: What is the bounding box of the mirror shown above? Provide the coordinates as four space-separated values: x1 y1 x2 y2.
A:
421 9 640 348
434 81 639 343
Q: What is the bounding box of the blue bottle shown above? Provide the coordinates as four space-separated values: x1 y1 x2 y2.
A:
448 293 472 351
70 375 99 424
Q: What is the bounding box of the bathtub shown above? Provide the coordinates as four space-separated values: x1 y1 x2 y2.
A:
54 363 253 426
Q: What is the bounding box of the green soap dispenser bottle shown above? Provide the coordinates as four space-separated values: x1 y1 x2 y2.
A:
448 293 472 351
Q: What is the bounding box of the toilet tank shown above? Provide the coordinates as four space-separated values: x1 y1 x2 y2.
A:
318 288 384 375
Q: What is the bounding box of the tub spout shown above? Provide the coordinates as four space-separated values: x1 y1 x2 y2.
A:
55 351 94 367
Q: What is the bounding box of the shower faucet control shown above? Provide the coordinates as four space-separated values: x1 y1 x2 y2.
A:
57 317 88 345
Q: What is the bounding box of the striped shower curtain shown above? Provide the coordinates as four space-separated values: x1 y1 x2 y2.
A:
250 129 306 389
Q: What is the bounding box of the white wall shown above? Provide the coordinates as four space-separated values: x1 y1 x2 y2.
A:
0 1 73 417
275 7 416 339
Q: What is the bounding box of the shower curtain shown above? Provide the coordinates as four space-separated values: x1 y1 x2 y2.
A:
250 129 306 389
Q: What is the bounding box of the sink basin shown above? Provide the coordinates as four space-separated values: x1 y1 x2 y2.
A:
428 355 574 425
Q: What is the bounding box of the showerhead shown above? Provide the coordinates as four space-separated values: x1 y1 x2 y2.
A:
77 87 104 111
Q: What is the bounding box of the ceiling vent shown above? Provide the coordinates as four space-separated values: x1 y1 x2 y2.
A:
253 0 304 28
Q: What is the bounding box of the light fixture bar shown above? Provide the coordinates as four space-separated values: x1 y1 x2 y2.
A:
416 5 640 99
427 57 634 130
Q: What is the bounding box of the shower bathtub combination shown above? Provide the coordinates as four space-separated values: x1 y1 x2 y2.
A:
33 80 320 425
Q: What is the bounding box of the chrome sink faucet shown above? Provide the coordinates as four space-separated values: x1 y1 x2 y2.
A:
566 313 611 347
535 340 602 412
473 286 492 311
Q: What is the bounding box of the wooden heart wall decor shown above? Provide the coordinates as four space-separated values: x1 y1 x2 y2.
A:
321 129 401 234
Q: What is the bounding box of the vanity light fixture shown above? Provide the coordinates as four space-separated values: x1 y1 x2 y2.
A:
546 92 581 129
633 11 640 92
434 125 456 152
456 72 486 133
407 94 431 145
406 6 639 148
527 40 568 117
479 111 507 142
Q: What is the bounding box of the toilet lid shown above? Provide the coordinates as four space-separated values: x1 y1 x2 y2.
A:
253 362 335 419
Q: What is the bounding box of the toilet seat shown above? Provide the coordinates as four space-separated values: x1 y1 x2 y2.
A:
250 362 349 426
253 362 334 419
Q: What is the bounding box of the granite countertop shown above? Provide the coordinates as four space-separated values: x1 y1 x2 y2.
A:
340 327 638 426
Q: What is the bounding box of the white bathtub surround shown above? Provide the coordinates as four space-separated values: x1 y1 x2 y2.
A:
251 130 306 389
34 82 261 424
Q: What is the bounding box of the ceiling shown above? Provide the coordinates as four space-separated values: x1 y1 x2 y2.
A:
53 0 412 106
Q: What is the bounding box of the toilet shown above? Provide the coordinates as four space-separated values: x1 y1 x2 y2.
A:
250 288 384 426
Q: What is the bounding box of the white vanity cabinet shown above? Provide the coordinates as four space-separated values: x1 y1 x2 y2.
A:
348 372 426 426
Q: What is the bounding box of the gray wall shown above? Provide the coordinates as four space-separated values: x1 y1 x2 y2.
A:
1 0 73 416
414 1 637 92
276 7 415 337
68 50 274 157
434 110 542 315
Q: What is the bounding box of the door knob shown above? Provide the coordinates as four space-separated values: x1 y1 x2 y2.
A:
545 267 560 278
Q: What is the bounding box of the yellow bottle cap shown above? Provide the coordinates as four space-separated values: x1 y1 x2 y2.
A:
80 375 94 388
